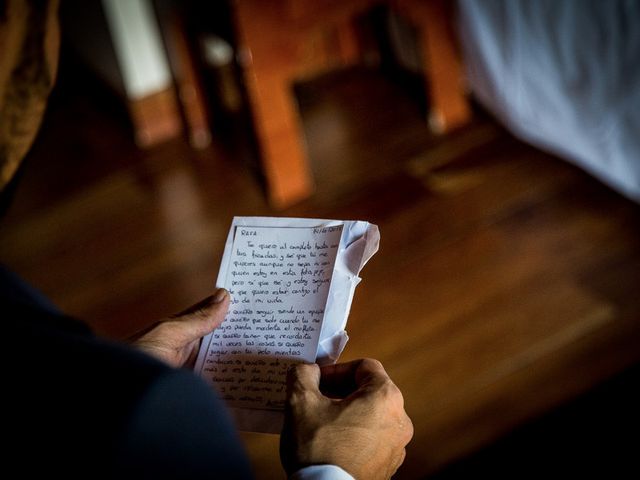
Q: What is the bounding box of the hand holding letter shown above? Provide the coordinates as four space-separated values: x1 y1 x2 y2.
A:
281 359 413 480
132 289 230 368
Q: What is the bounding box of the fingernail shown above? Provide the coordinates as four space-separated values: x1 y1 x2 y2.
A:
213 288 228 303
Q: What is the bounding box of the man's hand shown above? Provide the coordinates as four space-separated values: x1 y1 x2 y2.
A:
131 288 229 368
280 358 413 480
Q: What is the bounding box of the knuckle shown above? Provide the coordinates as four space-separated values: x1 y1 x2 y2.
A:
296 363 317 375
287 389 319 413
361 358 384 371
379 379 402 400
294 389 317 404
288 363 314 385
402 414 414 443
287 364 319 395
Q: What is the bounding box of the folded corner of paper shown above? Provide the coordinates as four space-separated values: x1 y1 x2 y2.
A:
316 330 350 366
340 222 380 275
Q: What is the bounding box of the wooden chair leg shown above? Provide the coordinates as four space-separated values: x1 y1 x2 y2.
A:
396 0 472 134
244 73 315 208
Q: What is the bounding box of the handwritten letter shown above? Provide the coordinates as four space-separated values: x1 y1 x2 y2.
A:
200 225 343 410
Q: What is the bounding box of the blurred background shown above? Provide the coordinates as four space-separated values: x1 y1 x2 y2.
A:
1 0 639 478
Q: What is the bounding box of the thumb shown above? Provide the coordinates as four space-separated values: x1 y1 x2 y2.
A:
287 363 322 401
281 363 322 474
168 288 230 340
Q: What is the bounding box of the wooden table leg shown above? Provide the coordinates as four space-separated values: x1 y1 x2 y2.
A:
234 2 315 209
395 0 472 134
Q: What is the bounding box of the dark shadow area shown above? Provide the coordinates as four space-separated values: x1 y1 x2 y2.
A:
430 361 640 478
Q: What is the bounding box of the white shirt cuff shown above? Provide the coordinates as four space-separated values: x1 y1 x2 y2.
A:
290 464 355 480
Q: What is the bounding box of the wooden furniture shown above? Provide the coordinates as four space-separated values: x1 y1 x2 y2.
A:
68 0 470 206
232 0 471 208
394 0 472 133
232 0 375 208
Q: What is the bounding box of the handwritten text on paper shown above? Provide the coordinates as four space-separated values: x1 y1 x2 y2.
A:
201 225 343 410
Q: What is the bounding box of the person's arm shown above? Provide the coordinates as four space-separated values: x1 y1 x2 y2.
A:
281 359 413 480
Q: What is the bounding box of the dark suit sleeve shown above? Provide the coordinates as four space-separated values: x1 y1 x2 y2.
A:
112 369 253 480
7 300 253 480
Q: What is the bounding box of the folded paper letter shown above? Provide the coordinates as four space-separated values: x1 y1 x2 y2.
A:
194 216 379 432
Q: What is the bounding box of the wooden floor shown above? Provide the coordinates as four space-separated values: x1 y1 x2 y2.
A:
1 63 640 479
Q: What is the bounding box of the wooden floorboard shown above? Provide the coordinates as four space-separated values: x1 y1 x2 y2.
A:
1 66 639 479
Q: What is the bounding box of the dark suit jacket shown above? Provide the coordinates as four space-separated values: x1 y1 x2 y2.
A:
6 299 253 479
